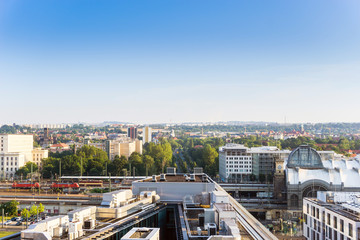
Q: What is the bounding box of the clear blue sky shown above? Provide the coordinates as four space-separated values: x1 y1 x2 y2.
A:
0 0 359 124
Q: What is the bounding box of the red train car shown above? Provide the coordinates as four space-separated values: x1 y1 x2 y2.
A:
12 182 40 189
51 182 80 189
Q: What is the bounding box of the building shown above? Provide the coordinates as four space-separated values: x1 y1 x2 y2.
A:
106 139 142 160
142 126 152 145
50 143 70 152
0 134 34 179
127 127 138 140
303 192 360 240
219 143 290 183
219 144 253 182
32 148 49 169
250 146 291 177
286 145 360 210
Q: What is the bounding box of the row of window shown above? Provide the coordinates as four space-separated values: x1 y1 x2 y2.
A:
226 161 251 164
227 165 251 169
1 167 18 172
1 162 17 166
227 169 251 173
226 156 251 160
0 157 18 160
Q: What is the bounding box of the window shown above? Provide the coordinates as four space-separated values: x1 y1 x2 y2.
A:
348 223 353 237
307 204 309 214
316 208 319 219
340 219 344 232
334 216 337 229
327 213 330 225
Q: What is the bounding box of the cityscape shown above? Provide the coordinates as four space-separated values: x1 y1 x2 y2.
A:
1 1 360 240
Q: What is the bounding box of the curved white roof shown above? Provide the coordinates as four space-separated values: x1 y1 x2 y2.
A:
287 159 360 188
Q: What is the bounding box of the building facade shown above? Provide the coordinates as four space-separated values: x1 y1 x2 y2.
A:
303 192 360 240
219 144 290 183
127 127 138 140
32 148 49 169
219 144 252 182
0 134 33 179
106 139 143 160
142 126 152 145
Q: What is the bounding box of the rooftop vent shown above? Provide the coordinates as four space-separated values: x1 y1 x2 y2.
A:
202 174 208 182
160 174 166 181
194 167 203 175
167 167 176 175
206 223 217 236
152 175 157 182
190 174 196 181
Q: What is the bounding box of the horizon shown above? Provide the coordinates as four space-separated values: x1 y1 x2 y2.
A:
1 0 360 124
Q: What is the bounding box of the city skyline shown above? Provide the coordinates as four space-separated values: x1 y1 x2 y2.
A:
1 0 360 124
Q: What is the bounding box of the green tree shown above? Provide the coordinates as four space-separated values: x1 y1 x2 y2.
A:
38 203 45 215
29 205 38 217
202 144 218 176
143 155 154 176
1 200 19 216
15 162 38 178
21 208 30 219
109 155 127 176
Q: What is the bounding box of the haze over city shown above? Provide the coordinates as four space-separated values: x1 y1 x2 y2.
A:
1 0 360 124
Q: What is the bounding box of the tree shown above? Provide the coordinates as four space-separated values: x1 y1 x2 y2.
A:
109 155 127 176
16 162 38 178
1 200 19 216
29 205 38 217
143 155 154 176
202 144 218 176
21 208 30 219
38 203 45 215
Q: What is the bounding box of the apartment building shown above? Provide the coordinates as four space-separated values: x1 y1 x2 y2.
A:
32 148 49 169
303 192 360 240
106 139 143 160
142 126 152 145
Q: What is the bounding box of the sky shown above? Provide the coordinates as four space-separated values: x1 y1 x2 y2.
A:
0 0 360 125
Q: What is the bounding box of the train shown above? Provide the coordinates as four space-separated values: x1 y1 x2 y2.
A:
79 180 103 187
51 182 80 189
12 182 40 189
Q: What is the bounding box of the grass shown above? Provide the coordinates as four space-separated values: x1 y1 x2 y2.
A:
0 231 17 238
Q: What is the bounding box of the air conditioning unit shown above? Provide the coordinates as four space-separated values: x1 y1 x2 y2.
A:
167 167 176 175
190 174 195 181
202 174 208 182
152 175 157 182
84 219 95 229
160 174 166 181
207 223 217 236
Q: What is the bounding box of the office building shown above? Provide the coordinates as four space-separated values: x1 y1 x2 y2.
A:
219 144 290 182
303 192 360 240
0 134 33 179
142 126 152 145
219 144 253 182
127 127 138 140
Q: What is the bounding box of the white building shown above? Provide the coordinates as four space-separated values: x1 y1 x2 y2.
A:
303 192 360 240
142 126 152 145
0 134 33 179
219 143 290 182
219 144 252 182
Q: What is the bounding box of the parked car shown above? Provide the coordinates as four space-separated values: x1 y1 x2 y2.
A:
4 220 12 225
15 221 22 226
